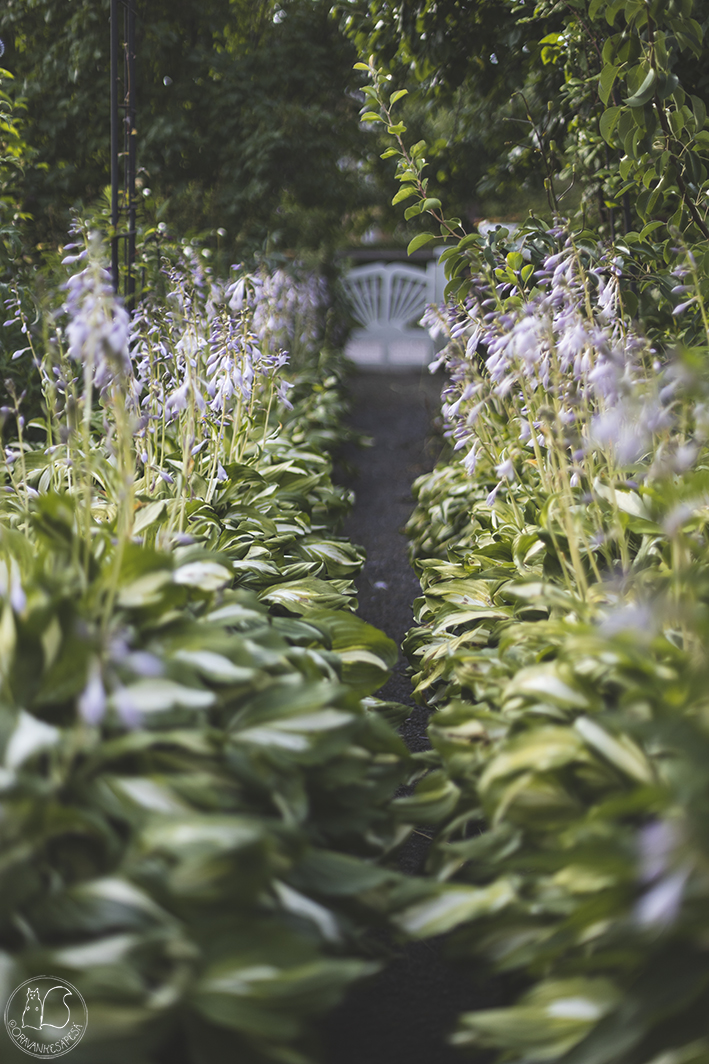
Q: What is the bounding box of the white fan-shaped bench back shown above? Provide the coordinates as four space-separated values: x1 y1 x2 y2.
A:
342 259 445 366
343 264 430 329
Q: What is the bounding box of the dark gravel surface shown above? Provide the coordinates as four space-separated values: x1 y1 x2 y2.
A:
323 369 485 1064
339 368 444 754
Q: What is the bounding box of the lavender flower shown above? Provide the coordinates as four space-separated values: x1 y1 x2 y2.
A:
62 232 133 399
78 662 107 725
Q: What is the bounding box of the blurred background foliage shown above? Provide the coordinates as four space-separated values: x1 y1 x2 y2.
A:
0 0 374 261
6 0 709 269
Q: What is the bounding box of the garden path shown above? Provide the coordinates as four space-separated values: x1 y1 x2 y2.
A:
324 369 477 1064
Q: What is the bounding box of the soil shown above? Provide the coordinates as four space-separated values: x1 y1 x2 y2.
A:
323 369 485 1064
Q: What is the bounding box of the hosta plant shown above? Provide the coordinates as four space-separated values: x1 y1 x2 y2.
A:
0 233 412 1064
395 226 709 1064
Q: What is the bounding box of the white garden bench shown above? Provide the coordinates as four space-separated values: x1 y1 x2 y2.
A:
343 260 445 367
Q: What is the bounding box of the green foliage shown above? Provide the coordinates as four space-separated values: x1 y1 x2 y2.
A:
1 0 371 257
0 68 36 273
0 238 413 1063
348 0 709 265
395 228 709 1064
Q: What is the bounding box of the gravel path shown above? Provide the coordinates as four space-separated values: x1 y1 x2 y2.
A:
340 368 443 754
323 369 478 1064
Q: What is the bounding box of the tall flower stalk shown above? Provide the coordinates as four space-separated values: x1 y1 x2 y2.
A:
424 230 694 596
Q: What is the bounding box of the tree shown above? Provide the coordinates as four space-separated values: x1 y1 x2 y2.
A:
1 0 373 258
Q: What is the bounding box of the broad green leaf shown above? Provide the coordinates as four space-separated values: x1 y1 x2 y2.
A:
141 816 263 856
600 106 621 144
110 679 216 714
173 560 232 590
172 649 256 684
274 881 340 942
118 569 172 608
503 665 591 710
599 65 619 106
289 850 395 896
407 232 436 255
479 727 588 794
394 879 517 937
393 769 460 824
5 710 60 769
625 68 657 108
110 776 188 813
132 499 166 536
574 717 653 783
392 186 418 205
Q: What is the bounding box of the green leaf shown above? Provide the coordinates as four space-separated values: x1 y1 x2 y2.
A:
599 64 620 105
5 710 60 769
360 111 382 123
394 879 517 937
691 94 707 131
625 68 658 108
574 717 653 783
600 105 622 144
172 649 256 685
173 560 232 590
422 197 442 211
392 186 418 205
407 232 436 255
479 727 588 798
109 679 216 714
393 769 460 824
133 499 167 536
390 89 409 104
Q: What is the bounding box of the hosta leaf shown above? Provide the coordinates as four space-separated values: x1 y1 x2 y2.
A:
117 569 172 608
51 932 139 969
234 709 354 752
5 710 60 769
574 716 653 783
66 877 172 928
503 665 592 710
110 679 216 714
195 958 378 1037
141 815 264 856
110 776 189 813
479 727 588 795
289 850 396 896
394 879 517 937
173 560 232 590
172 649 257 684
259 577 353 613
132 499 167 536
273 881 341 942
393 769 461 824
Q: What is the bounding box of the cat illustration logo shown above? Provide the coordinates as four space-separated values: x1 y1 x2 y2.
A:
4 976 87 1058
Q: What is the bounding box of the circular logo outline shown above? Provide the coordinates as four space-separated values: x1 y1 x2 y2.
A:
4 975 87 1059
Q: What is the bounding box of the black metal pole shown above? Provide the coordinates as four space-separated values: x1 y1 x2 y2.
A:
124 0 137 308
110 0 137 304
110 0 119 291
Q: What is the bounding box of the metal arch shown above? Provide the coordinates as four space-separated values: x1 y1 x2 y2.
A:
110 0 137 307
